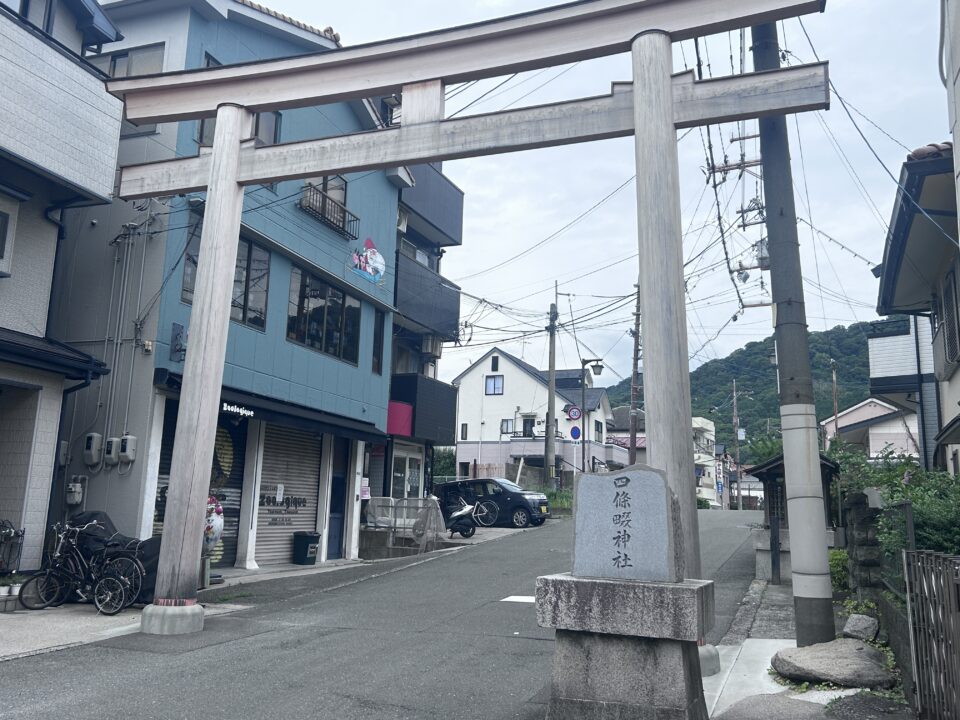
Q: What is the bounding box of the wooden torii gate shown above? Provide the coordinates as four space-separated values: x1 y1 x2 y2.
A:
107 0 831 634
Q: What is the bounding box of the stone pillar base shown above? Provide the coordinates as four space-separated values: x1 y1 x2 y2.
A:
537 574 713 720
548 630 707 720
141 603 204 635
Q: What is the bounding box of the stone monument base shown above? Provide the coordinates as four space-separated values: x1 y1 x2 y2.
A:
537 573 713 720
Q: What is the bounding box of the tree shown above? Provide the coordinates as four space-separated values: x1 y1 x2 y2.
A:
432 448 456 478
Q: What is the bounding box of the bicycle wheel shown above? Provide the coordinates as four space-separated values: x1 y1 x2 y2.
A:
50 556 81 606
474 500 499 527
18 572 61 610
104 555 144 608
93 576 125 616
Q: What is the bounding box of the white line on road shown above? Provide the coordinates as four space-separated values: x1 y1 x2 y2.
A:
500 595 535 603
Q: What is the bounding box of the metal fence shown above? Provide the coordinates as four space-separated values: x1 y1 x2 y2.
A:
905 550 960 719
363 497 445 554
881 500 915 602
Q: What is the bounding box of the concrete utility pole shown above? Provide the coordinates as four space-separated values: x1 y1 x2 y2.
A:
831 358 839 448
631 31 701 579
629 285 641 466
752 22 834 646
142 104 252 635
545 298 559 490
732 379 743 510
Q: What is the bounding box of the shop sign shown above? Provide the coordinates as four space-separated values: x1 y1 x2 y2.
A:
259 486 308 526
360 486 371 500
222 401 254 418
351 238 386 283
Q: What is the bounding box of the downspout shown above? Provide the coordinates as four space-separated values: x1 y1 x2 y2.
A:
913 316 929 470
54 370 95 524
43 198 83 338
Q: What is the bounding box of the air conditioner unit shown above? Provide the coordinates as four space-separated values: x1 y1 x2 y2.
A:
421 335 442 358
397 209 409 233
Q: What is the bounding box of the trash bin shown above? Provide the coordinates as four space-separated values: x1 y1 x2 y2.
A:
292 531 320 565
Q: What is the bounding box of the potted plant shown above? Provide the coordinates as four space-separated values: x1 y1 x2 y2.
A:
7 574 23 596
0 577 11 597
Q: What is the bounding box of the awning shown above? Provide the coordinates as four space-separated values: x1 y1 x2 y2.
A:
154 369 387 445
0 327 108 380
934 412 960 447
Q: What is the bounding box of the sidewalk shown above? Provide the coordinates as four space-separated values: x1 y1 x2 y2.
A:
0 524 523 662
702 580 888 718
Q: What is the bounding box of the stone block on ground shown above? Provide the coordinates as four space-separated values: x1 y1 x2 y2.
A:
771 639 895 689
714 694 828 720
842 614 879 642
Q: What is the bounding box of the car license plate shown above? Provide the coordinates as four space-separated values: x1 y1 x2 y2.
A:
540 505 548 514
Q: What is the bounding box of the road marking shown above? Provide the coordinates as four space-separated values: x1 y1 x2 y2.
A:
501 595 535 603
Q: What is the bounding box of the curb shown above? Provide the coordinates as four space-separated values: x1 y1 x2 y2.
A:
720 578 767 646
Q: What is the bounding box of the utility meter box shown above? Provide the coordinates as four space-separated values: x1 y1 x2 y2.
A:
66 481 84 506
83 433 102 465
104 437 120 466
119 435 137 463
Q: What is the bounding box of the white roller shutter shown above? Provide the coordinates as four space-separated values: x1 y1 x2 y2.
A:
256 424 322 565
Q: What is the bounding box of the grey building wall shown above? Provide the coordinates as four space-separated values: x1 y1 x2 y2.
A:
0 11 122 200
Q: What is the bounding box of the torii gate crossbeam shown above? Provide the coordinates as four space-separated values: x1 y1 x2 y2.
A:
119 0 831 651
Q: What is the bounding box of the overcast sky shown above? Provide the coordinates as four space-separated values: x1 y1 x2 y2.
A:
267 0 945 388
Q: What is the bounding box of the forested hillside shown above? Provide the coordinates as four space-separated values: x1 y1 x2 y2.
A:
605 322 875 463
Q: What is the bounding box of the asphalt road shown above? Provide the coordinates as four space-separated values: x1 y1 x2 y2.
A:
0 510 761 720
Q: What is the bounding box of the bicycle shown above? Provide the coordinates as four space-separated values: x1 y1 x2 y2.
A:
473 499 499 527
19 521 144 615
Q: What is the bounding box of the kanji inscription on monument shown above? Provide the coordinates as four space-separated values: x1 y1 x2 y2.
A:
573 465 684 582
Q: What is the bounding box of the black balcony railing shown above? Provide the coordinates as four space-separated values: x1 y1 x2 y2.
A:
390 373 458 445
298 184 359 241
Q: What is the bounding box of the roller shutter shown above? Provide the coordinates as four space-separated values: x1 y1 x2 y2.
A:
256 424 322 565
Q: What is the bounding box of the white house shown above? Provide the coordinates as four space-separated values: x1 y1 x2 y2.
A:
820 397 920 459
452 347 626 478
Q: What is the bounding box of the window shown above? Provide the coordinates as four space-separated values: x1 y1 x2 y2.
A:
595 420 603 439
182 220 269 330
0 211 8 260
197 54 222 146
372 309 385 375
500 419 513 435
300 175 357 239
254 111 281 146
522 418 535 437
484 375 503 395
460 423 468 441
491 356 499 371
88 45 164 136
287 265 362 364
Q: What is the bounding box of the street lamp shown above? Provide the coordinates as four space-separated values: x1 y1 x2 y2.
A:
580 358 603 474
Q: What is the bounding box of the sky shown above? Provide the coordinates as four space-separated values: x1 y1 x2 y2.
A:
264 0 946 388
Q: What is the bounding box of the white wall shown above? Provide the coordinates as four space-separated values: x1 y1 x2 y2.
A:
0 187 56 337
868 320 934 378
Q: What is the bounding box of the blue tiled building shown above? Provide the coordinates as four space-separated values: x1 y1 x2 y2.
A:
51 0 460 567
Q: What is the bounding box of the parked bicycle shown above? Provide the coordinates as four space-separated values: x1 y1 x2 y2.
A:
19 521 144 615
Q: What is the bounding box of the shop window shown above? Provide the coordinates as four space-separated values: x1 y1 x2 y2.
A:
485 375 503 395
182 221 269 331
287 265 362 364
372 309 385 375
88 44 164 136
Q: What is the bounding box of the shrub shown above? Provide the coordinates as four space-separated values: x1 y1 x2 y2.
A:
546 489 573 510
828 549 849 593
696 497 711 510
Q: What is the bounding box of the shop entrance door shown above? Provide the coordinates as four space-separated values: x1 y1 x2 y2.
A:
391 446 423 500
326 437 350 561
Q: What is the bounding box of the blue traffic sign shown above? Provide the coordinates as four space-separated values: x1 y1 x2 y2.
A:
570 426 581 440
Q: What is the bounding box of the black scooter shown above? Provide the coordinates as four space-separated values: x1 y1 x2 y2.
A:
415 493 476 538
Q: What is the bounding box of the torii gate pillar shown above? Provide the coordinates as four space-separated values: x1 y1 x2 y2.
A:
632 31 702 579
141 103 253 635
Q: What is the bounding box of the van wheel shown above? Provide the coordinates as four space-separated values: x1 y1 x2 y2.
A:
511 508 530 528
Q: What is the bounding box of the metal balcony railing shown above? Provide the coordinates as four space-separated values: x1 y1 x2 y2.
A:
298 184 359 241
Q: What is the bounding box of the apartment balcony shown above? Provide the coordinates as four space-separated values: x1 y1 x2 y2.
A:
1 11 122 201
395 254 461 341
298 184 360 241
389 373 458 445
399 164 464 247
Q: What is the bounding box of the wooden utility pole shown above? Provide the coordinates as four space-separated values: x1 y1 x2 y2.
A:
629 284 641 465
545 294 559 490
753 21 835 646
732 379 742 510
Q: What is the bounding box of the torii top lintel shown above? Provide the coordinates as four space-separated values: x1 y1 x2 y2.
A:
108 0 825 124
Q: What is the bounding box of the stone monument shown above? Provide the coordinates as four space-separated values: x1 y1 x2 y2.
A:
536 465 714 719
